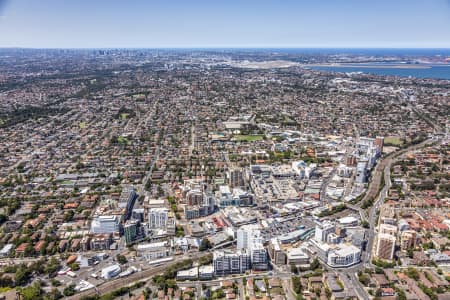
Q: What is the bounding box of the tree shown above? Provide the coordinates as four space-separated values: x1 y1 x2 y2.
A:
395 288 407 300
198 254 213 266
24 244 35 257
292 276 302 294
63 285 76 297
51 279 62 287
310 258 321 270
175 225 185 237
406 248 414 258
143 287 152 300
14 266 31 286
374 288 383 297
20 282 42 300
46 288 63 300
406 267 419 281
214 289 225 299
69 263 80 271
291 264 298 274
64 210 75 222
45 257 60 276
358 274 371 286
361 220 369 228
199 238 212 251
116 254 128 265
0 214 8 225
0 276 14 288
165 279 177 290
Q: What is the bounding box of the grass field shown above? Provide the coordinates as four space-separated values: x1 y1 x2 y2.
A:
384 136 403 146
132 93 146 100
79 121 86 129
121 113 129 120
117 136 131 145
234 135 264 142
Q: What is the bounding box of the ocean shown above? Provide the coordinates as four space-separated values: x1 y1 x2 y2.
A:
308 65 450 80
254 48 450 80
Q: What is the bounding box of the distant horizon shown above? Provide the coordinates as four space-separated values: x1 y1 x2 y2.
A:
2 47 450 50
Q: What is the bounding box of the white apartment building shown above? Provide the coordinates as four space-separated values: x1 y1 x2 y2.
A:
148 207 171 229
237 225 267 270
136 241 172 260
90 215 121 234
315 221 335 243
327 245 361 267
237 225 262 249
213 249 251 276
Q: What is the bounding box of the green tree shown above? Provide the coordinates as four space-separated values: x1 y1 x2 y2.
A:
199 238 212 251
291 264 298 274
406 267 419 281
45 257 60 276
45 288 63 300
116 254 128 265
292 276 302 294
20 282 42 300
310 258 321 270
69 263 80 271
63 285 76 297
14 266 31 286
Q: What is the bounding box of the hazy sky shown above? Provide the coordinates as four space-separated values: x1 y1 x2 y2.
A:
1 0 450 48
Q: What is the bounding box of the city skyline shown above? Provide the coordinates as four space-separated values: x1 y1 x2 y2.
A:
1 0 450 48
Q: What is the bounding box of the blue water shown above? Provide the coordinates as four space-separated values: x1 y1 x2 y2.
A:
309 65 450 80
231 48 450 79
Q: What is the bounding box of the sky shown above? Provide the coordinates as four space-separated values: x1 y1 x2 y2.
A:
0 0 450 48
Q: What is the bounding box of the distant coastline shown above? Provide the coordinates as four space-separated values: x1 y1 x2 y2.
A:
306 63 436 69
307 64 450 79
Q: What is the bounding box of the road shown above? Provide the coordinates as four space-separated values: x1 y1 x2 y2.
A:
347 272 369 300
189 123 195 156
281 278 296 300
319 168 336 206
137 145 160 194
238 278 245 300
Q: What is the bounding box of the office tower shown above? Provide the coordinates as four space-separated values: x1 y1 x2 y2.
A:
124 220 138 245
